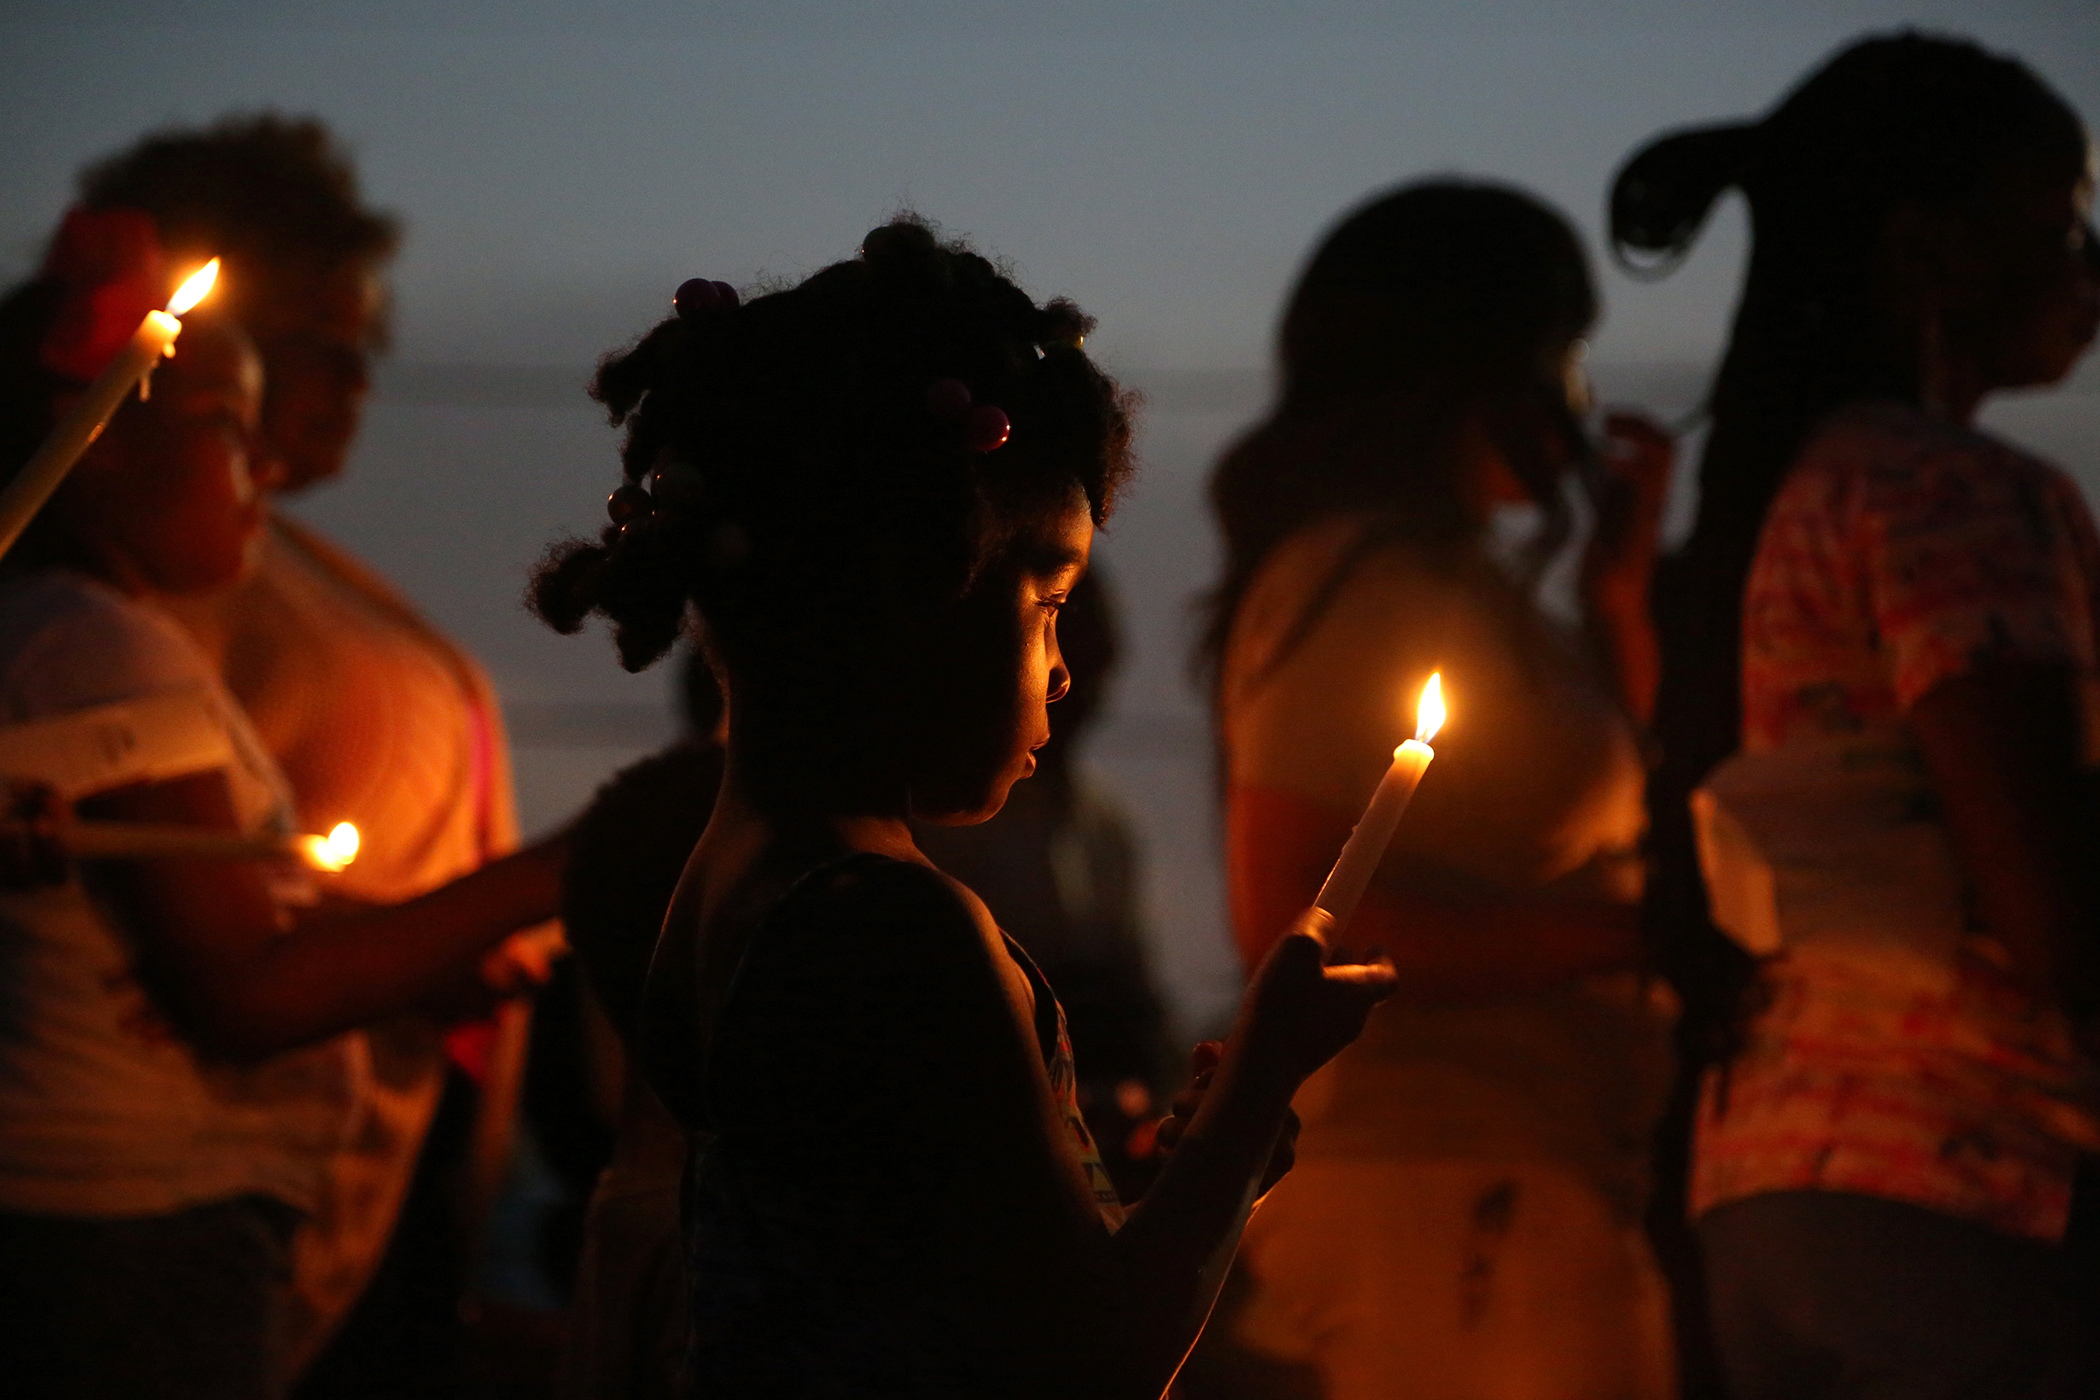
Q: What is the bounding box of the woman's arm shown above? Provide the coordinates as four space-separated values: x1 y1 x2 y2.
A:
1908 660 2097 1011
1230 787 1642 996
80 769 565 1060
1348 863 1644 1000
1578 412 1674 727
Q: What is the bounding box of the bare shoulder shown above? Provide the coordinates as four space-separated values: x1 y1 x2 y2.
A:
783 854 1012 984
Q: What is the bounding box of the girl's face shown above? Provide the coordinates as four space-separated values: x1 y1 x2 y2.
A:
60 316 273 595
1955 158 2100 391
906 492 1092 825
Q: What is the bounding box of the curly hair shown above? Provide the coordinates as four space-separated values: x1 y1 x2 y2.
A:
531 218 1135 687
78 113 400 314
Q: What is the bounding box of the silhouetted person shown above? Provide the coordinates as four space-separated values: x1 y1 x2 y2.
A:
1618 31 2100 1400
531 217 1396 1397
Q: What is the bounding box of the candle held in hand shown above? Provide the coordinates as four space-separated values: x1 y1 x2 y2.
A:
64 815 360 872
1312 673 1444 934
0 259 219 561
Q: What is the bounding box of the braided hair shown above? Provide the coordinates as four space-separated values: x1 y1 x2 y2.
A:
531 218 1134 699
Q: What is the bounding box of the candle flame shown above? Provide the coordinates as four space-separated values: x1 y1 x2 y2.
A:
167 259 219 316
1415 672 1445 744
301 821 361 872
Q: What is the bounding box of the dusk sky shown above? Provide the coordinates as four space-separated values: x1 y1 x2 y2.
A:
6 0 2094 1025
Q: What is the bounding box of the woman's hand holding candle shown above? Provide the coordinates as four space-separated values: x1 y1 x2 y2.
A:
1312 672 1445 935
0 258 219 560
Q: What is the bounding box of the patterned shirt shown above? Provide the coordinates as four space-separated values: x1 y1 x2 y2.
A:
1691 401 2100 1241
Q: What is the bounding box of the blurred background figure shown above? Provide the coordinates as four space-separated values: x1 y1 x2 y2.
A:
73 116 552 1396
914 567 1172 1197
1622 31 2100 1400
1191 181 1679 1400
0 205 565 1400
534 646 722 1400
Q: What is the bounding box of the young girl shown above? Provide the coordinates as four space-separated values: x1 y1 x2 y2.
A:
1197 181 1680 1399
0 209 566 1400
1618 32 2100 1397
532 218 1395 1397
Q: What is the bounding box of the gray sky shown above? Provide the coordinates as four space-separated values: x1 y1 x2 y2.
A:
6 0 2096 1025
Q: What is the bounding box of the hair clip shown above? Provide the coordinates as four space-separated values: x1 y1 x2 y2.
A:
673 278 740 319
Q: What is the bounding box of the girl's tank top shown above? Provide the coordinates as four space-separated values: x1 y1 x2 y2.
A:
683 852 1122 1395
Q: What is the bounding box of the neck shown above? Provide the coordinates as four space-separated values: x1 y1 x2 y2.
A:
1920 350 1990 425
716 692 919 854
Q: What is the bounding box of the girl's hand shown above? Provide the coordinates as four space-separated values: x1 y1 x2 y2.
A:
1154 1042 1299 1195
1233 907 1397 1088
1580 411 1674 616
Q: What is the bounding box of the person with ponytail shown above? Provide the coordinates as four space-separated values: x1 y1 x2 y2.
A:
0 210 566 1400
1614 31 2100 1397
1195 181 1680 1399
531 217 1396 1398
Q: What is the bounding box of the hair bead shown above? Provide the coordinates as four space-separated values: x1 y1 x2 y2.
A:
926 378 973 421
650 452 707 507
674 278 740 319
606 483 653 525
964 404 1011 453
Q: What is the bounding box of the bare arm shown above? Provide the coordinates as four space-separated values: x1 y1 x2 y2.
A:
1908 661 2097 1010
1231 790 1642 998
80 769 566 1060
1579 412 1673 727
1349 862 1645 1001
821 869 1389 1398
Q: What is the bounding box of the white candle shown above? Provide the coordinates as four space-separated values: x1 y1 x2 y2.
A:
0 259 219 561
64 817 359 873
1312 673 1444 934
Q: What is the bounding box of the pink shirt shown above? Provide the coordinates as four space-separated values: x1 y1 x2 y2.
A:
1692 401 2100 1241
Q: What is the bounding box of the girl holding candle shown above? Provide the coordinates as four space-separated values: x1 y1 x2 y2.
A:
1198 181 1680 1399
1619 33 2100 1398
0 210 567 1400
531 218 1396 1399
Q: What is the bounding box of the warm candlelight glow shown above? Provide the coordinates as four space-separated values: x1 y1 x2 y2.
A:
1413 672 1445 746
325 821 360 864
167 259 219 316
301 821 361 873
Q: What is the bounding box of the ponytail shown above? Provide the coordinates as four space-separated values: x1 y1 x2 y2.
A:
1609 123 1759 280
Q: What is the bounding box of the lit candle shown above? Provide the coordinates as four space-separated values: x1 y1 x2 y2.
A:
64 817 359 873
1312 673 1445 934
0 258 220 561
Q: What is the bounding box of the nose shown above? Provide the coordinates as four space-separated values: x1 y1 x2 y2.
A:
1047 655 1071 706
